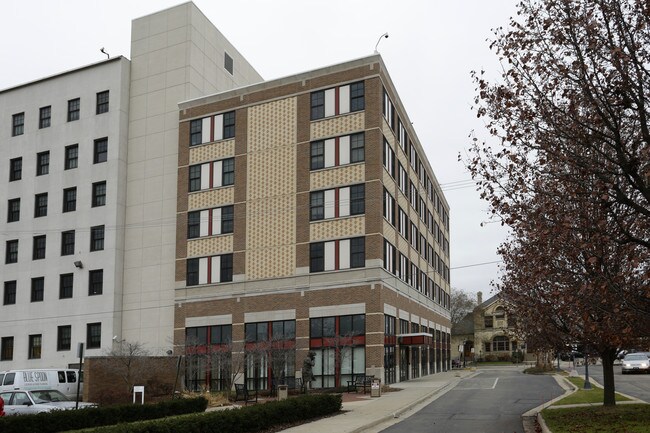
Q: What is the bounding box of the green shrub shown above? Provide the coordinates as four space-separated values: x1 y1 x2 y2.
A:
0 396 207 433
78 394 342 433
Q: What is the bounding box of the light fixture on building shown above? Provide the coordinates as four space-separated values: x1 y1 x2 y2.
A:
374 32 389 53
74 261 83 269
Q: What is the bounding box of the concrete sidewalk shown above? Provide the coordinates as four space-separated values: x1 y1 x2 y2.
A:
280 369 477 433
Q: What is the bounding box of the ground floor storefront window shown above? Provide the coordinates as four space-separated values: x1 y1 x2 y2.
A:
384 346 396 384
310 314 365 388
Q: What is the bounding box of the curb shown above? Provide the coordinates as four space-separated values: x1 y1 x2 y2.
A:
523 373 650 433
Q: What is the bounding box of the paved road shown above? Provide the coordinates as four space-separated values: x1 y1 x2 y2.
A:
574 364 650 402
379 368 563 433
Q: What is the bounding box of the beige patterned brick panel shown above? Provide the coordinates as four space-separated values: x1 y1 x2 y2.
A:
397 194 409 211
382 121 396 147
189 140 235 165
382 170 395 188
188 188 234 211
248 98 297 153
383 220 396 239
310 112 365 140
247 196 295 248
310 216 365 242
246 194 296 279
187 236 234 258
310 164 365 190
397 237 410 255
246 245 295 280
396 146 408 168
248 146 297 200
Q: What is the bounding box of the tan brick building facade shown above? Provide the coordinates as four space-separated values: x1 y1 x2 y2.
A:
175 55 451 391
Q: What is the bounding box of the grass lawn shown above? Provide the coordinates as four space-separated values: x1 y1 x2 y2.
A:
552 377 631 406
542 404 650 433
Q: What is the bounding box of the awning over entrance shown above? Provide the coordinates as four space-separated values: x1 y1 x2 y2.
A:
398 332 433 346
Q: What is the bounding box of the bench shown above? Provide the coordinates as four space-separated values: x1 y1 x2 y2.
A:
234 383 258 404
347 374 374 393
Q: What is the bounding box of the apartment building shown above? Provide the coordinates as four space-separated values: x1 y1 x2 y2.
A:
175 55 452 389
0 2 262 371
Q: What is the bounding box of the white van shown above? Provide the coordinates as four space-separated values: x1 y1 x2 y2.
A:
0 369 83 400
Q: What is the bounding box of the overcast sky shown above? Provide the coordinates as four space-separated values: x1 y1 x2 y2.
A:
0 0 520 300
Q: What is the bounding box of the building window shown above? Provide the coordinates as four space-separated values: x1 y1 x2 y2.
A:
383 239 396 274
89 269 103 295
222 158 234 185
186 254 233 286
222 205 234 234
92 181 106 207
4 281 16 305
310 141 324 170
398 163 407 195
223 111 235 139
309 242 324 273
34 193 48 217
96 90 109 114
484 315 493 328
57 325 72 351
492 336 510 352
94 138 108 163
39 106 51 129
12 112 24 136
187 211 200 239
65 144 78 170
350 132 365 163
61 230 75 256
90 225 104 251
224 52 233 75
33 235 46 260
87 323 101 349
187 205 234 238
350 237 365 268
350 81 365 112
5 240 18 264
383 139 395 177
60 273 73 299
383 189 395 225
31 277 44 302
37 151 50 176
311 91 325 120
350 184 365 215
310 237 365 272
68 98 80 121
1 336 13 361
190 119 202 146
189 158 234 192
7 198 20 222
189 165 201 191
310 191 324 221
9 157 22 181
28 334 42 359
63 187 77 212
245 322 269 343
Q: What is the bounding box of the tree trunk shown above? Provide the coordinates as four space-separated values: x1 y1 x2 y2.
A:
600 347 617 407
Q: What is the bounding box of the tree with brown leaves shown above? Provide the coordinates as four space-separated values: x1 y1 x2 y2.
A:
465 0 650 406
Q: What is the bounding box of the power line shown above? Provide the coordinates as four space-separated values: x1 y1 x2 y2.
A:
451 260 502 270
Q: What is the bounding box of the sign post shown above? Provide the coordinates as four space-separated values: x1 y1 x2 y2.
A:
75 343 84 409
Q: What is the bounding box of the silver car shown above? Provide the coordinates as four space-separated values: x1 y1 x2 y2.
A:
0 389 95 416
621 353 650 374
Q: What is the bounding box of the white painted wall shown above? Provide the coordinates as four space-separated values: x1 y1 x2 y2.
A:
0 57 130 369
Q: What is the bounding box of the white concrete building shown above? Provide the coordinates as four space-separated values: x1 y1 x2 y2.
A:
0 57 131 368
0 2 261 370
